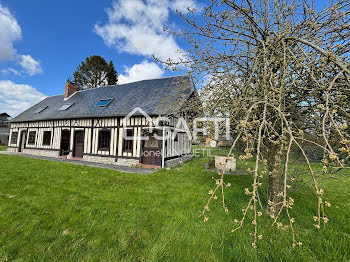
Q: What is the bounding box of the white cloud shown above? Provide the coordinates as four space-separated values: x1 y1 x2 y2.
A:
1 68 21 76
0 4 42 76
0 4 21 61
1 55 43 76
118 61 164 84
94 0 197 63
18 55 42 76
170 0 197 12
0 80 46 117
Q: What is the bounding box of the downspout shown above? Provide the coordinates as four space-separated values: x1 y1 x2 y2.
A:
162 126 165 168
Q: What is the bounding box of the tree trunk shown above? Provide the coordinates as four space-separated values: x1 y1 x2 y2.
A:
267 144 282 216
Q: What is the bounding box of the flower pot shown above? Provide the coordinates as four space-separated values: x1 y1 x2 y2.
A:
215 155 236 172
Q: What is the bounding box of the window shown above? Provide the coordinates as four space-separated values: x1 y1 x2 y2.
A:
43 131 52 146
33 106 48 113
28 131 36 145
75 131 84 144
11 132 18 144
96 99 113 107
58 104 74 111
98 130 111 150
123 129 134 152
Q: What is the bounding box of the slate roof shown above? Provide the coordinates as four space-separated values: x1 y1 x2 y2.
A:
0 113 11 118
11 75 196 123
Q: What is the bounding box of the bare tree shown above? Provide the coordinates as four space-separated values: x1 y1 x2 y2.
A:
161 0 350 247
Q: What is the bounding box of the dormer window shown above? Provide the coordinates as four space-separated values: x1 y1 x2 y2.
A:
33 106 48 113
96 99 113 107
58 103 74 111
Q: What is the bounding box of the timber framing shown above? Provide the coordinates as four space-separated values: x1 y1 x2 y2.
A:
8 76 200 168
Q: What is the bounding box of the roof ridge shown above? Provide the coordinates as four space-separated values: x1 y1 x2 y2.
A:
73 75 191 94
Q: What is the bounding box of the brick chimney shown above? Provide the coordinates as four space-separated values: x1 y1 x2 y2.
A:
64 82 77 99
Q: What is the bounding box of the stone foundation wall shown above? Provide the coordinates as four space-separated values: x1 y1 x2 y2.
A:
83 155 115 164
115 158 139 166
165 155 193 168
6 147 17 152
83 155 139 166
22 148 59 158
6 147 192 168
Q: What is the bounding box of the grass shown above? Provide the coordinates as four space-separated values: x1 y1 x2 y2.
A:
0 147 349 261
0 145 7 151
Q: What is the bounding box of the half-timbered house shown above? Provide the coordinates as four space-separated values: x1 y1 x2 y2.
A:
8 75 198 168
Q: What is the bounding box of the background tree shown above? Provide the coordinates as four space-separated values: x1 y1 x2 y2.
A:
70 55 118 89
106 61 118 85
163 0 350 247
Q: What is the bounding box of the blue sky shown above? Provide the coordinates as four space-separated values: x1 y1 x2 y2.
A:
0 0 197 116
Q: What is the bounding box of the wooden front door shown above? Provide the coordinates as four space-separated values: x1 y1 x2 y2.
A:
142 135 161 166
73 131 84 158
60 130 70 156
19 131 27 152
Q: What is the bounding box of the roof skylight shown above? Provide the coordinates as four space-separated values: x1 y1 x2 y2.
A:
96 99 113 107
58 103 74 111
33 106 48 113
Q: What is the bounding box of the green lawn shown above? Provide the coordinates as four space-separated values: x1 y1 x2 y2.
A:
0 145 7 151
0 149 349 261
